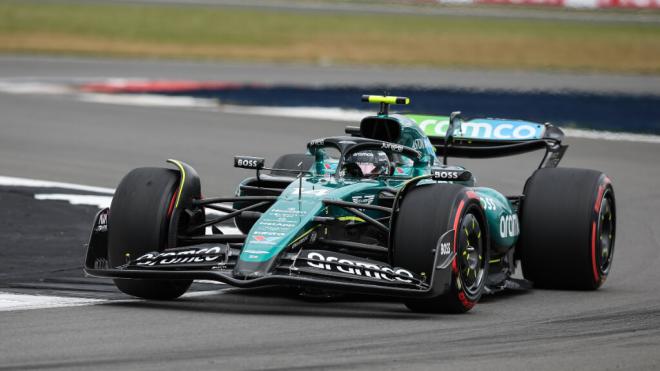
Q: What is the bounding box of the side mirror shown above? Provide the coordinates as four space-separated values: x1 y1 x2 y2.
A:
234 156 265 170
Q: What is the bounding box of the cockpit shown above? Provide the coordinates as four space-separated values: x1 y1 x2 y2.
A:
309 137 420 179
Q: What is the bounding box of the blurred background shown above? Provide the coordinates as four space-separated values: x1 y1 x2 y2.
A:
1 0 659 133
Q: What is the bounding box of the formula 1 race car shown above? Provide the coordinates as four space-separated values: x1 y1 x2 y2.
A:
85 95 616 313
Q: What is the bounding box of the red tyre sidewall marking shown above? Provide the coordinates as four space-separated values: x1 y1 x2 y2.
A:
451 199 466 274
591 178 610 284
167 189 179 219
452 196 478 310
591 221 599 283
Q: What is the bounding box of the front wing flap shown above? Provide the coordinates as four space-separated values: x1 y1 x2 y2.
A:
85 209 456 298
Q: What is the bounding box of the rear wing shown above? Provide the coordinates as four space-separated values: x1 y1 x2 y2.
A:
405 114 567 168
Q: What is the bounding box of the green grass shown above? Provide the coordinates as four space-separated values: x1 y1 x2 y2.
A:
1 1 659 73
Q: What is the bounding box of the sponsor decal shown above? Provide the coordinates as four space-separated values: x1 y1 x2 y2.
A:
430 168 472 181
288 187 330 197
234 156 265 169
255 225 287 232
439 241 452 255
394 167 413 176
259 221 297 228
270 208 307 215
499 214 520 238
250 234 280 245
243 249 270 255
309 139 325 146
302 251 415 283
435 229 455 270
351 194 375 205
135 246 223 266
411 138 425 150
432 170 460 180
252 231 285 237
410 115 544 141
380 142 404 152
480 197 497 211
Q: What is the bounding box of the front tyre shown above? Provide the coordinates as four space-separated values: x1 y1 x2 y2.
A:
392 184 488 313
108 167 192 300
518 168 616 290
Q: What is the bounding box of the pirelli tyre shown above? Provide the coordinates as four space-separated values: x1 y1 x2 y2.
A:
392 184 489 313
518 168 616 290
108 167 193 300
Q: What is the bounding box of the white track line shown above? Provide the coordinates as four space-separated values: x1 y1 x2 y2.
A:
220 104 371 122
0 292 105 312
78 93 218 109
0 81 73 95
0 175 114 194
0 288 229 312
561 128 660 144
34 194 113 209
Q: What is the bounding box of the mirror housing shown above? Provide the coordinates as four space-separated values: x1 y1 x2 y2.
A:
234 156 265 170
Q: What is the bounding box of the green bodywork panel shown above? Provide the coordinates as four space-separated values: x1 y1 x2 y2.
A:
237 114 521 265
237 180 519 265
238 176 519 264
240 177 398 263
473 187 519 249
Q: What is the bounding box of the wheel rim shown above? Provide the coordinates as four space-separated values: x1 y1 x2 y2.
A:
597 191 615 275
457 211 486 296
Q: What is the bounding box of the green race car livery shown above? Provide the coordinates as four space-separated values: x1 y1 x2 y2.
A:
85 95 616 313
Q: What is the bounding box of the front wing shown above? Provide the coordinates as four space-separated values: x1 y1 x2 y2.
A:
84 209 456 299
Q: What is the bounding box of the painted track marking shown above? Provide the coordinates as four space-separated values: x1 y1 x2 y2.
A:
0 292 105 312
0 175 234 311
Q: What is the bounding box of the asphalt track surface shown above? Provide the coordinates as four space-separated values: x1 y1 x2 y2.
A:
1 57 660 370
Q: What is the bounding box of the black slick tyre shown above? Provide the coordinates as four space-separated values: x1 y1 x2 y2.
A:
392 184 488 313
518 168 616 290
108 167 192 300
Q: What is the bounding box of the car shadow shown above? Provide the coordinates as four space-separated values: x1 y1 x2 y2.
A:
479 287 532 303
103 286 445 320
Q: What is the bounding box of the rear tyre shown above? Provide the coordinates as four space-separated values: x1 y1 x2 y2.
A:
108 167 192 300
392 184 488 313
519 168 616 290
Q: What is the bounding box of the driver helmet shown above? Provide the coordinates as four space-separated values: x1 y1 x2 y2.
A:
343 150 391 178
